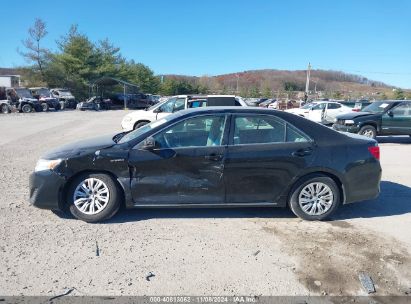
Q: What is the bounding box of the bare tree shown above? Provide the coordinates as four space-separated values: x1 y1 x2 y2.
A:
19 18 49 78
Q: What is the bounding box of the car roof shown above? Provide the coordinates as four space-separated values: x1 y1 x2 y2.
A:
173 94 237 98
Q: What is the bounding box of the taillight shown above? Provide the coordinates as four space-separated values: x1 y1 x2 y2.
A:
352 108 360 112
368 145 380 160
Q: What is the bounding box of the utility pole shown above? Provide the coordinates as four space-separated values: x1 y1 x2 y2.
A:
304 62 311 101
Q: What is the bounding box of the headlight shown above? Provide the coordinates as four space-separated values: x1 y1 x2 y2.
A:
345 120 355 125
35 159 62 172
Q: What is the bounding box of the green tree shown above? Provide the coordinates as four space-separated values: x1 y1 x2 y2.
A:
119 61 160 93
262 86 272 98
52 25 98 98
332 91 343 99
249 86 260 98
393 89 405 100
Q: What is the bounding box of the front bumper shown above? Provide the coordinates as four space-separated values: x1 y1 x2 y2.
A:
332 123 360 133
29 170 66 210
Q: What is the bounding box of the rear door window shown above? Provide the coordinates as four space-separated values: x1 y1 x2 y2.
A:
232 115 309 145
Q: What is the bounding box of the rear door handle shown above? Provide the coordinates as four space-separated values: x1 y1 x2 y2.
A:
292 147 313 157
205 154 223 161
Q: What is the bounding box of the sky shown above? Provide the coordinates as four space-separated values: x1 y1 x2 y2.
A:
1 0 410 88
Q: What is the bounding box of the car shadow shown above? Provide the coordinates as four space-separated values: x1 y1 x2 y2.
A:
332 181 411 220
377 136 411 144
105 205 294 224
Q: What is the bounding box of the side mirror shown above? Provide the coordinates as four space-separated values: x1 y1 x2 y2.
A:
387 111 394 117
142 136 156 150
153 107 162 113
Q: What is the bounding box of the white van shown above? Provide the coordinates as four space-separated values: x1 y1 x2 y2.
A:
121 95 247 131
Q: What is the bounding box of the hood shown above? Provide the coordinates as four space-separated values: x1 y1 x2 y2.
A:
336 111 377 120
42 133 117 159
129 109 149 117
22 97 39 103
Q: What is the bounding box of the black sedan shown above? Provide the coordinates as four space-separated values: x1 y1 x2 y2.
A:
30 107 382 222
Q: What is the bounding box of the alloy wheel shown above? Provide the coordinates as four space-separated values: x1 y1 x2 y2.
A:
73 178 110 215
298 182 334 215
361 129 374 138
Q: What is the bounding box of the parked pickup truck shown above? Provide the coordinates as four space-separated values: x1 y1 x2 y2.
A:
333 100 411 138
121 95 247 131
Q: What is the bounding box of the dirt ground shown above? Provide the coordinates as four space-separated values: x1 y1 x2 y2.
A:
0 110 410 297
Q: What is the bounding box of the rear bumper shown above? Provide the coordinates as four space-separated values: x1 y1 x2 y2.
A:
343 161 382 204
332 123 360 133
29 171 66 210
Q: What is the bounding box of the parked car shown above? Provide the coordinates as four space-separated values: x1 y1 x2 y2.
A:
333 100 411 138
76 96 111 111
50 88 77 109
259 99 276 108
3 87 42 113
30 87 61 111
0 99 11 114
0 87 11 113
30 107 381 223
111 93 152 109
245 98 268 107
285 101 352 124
121 95 248 131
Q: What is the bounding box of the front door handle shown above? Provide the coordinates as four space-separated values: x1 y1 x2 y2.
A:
292 147 313 157
205 154 223 161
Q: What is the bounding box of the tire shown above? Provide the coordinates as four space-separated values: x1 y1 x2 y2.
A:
1 104 10 114
134 121 149 130
42 103 49 112
21 104 33 113
67 173 121 223
358 125 377 139
60 101 65 110
289 175 340 221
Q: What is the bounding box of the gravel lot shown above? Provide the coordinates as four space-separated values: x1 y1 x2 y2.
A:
0 110 410 297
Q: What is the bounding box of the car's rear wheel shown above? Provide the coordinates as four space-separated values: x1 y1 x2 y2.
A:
134 121 149 130
67 173 121 223
1 104 10 114
42 103 49 112
289 175 340 221
21 104 33 113
358 125 376 139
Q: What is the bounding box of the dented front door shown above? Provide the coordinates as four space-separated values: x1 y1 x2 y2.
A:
128 146 226 205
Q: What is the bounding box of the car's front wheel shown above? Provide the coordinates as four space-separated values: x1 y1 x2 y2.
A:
289 175 340 221
21 104 33 113
134 121 149 130
67 173 121 222
358 125 376 139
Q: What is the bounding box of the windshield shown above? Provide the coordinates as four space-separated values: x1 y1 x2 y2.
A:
301 103 317 109
362 101 391 113
37 88 50 97
146 99 166 111
58 90 74 97
15 88 33 99
118 117 171 144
